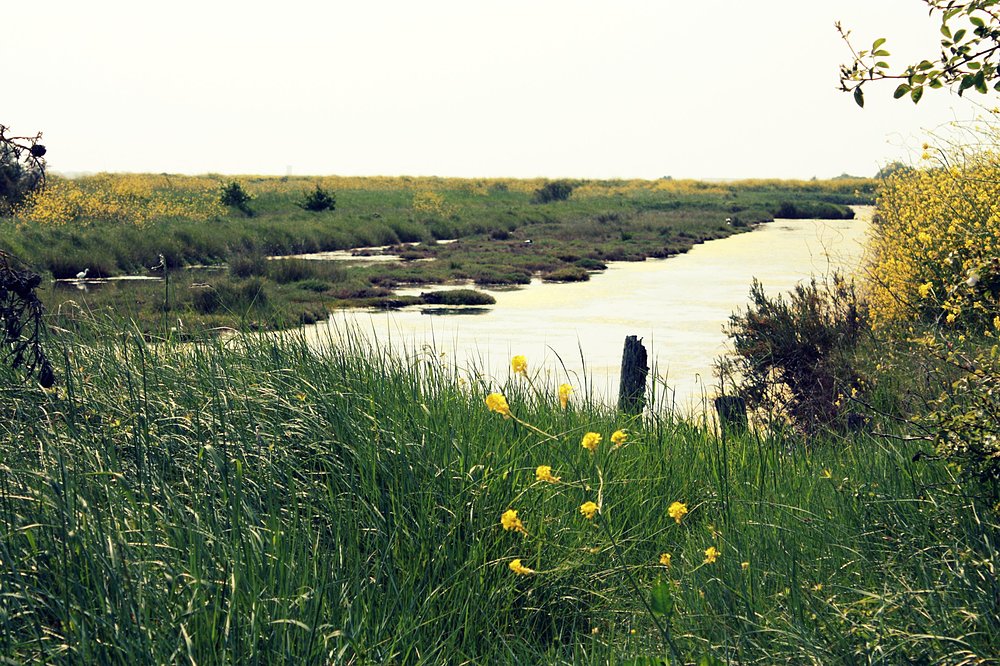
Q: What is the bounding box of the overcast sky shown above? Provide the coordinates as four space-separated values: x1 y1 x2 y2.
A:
5 1 989 180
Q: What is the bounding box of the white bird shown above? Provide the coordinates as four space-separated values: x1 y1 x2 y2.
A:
75 268 89 280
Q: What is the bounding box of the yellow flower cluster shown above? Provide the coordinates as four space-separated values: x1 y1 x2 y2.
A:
559 383 573 409
580 432 602 452
412 190 453 217
500 509 528 536
535 465 560 483
511 355 528 375
485 393 511 418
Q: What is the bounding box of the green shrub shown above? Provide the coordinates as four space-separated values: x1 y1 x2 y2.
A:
298 184 336 212
532 180 574 204
773 201 854 219
220 181 254 217
717 274 868 432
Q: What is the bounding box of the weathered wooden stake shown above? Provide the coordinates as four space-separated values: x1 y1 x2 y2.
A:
713 395 748 434
618 335 648 414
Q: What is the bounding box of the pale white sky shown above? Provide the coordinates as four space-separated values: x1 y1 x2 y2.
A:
5 1 988 179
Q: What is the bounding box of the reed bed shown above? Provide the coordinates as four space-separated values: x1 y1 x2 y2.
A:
0 318 996 663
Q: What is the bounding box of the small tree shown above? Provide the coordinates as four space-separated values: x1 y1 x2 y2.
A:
220 181 254 217
0 124 46 216
298 184 336 212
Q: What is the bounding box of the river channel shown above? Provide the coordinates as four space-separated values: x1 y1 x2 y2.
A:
303 207 872 412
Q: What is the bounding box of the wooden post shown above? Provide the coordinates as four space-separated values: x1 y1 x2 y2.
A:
713 396 748 434
618 335 648 414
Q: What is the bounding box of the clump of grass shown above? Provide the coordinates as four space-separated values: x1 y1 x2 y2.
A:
419 288 495 306
541 266 590 282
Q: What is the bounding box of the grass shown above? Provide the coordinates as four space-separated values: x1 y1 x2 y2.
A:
0 315 995 663
1 174 874 335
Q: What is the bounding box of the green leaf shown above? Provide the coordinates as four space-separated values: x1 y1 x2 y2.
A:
975 71 988 94
970 16 985 28
872 49 891 57
650 579 674 617
853 87 865 108
910 86 924 104
959 74 977 93
941 24 952 38
875 61 890 69
929 78 943 89
953 28 967 42
872 37 886 50
893 84 911 99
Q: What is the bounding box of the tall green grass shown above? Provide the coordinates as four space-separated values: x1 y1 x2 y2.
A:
0 318 995 663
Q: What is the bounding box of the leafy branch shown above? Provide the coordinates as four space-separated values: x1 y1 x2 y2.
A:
838 0 1000 106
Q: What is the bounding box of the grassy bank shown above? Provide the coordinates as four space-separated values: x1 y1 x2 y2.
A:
1 174 872 336
0 319 995 663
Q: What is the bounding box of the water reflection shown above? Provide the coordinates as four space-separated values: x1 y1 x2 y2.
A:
304 208 871 412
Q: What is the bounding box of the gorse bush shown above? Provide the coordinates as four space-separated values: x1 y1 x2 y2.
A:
866 139 1000 484
718 275 868 433
865 150 1000 331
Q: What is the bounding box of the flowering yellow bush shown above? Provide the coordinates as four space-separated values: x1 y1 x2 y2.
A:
17 174 223 226
865 156 1000 330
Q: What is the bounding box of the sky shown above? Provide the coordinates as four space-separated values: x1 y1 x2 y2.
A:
4 1 990 180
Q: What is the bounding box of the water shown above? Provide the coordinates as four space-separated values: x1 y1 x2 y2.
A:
304 208 871 411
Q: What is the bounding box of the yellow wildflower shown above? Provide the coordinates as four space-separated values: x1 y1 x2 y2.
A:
741 561 750 571
485 393 511 418
579 501 599 519
659 553 672 567
511 355 528 376
946 313 957 325
703 546 720 564
918 282 933 299
667 501 688 524
501 509 528 536
509 558 534 575
559 383 573 409
535 465 560 483
581 432 602 452
610 429 627 448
